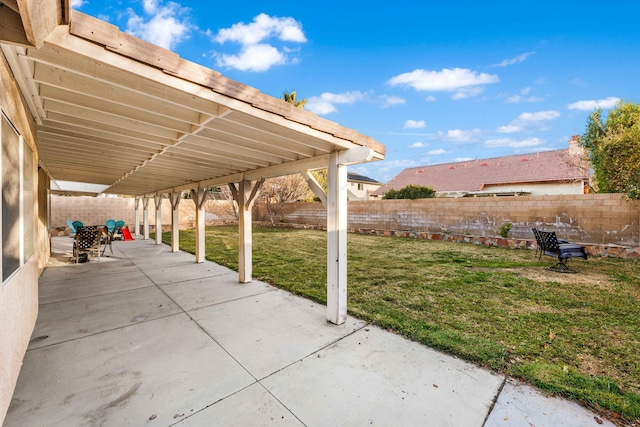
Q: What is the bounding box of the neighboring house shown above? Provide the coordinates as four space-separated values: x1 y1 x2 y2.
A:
347 172 384 200
373 137 589 198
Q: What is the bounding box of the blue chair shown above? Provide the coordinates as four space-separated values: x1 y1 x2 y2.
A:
102 220 117 255
105 219 116 233
67 220 77 236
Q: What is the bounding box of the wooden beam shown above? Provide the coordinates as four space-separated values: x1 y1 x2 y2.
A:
232 179 263 283
190 187 207 263
0 5 30 46
154 195 162 245
13 0 61 48
326 151 348 325
142 197 150 240
170 191 181 252
134 197 141 235
302 170 326 207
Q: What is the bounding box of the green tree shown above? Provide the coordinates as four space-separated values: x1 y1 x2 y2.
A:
382 184 436 199
581 100 640 198
283 91 307 109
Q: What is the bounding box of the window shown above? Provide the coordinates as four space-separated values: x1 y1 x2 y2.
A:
2 113 21 281
1 112 35 283
357 183 364 191
23 141 34 260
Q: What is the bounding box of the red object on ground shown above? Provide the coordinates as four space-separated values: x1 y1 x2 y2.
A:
121 226 134 241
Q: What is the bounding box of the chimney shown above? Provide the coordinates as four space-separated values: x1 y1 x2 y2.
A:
568 135 583 156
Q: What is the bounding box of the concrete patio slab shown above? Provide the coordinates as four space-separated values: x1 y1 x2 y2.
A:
262 325 504 426
175 383 304 427
190 290 366 380
39 258 140 281
29 286 182 349
38 269 156 304
5 237 618 427
160 273 275 312
484 378 616 427
6 314 256 427
142 262 232 285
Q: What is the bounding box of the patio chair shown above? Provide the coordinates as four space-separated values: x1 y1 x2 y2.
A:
531 228 544 259
105 219 116 233
538 230 587 273
101 224 120 256
72 220 84 230
67 220 78 236
531 228 568 260
114 220 125 240
73 226 101 263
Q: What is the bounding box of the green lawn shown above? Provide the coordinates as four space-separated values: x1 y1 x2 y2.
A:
161 225 640 423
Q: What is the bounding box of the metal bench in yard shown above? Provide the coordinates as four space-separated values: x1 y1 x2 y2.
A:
531 228 587 273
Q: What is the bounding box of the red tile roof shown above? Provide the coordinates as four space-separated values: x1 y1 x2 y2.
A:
373 148 589 195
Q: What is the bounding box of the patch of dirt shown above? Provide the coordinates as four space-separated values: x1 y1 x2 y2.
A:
503 267 615 290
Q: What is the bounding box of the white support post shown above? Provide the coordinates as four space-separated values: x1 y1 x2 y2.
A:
230 179 263 283
154 195 162 245
134 197 141 236
326 151 348 325
170 191 181 252
142 197 150 240
191 188 207 263
302 170 327 207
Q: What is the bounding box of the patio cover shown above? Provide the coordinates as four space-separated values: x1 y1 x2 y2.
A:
0 0 385 324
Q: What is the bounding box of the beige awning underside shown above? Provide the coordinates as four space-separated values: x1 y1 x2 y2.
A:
1 6 384 197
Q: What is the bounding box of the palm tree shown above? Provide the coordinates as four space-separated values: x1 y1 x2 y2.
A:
282 91 307 109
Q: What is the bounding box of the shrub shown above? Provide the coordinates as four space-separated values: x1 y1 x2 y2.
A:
383 184 436 199
498 222 512 238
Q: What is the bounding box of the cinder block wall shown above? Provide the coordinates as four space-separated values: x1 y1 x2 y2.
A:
52 194 640 247
51 196 136 229
51 196 238 234
254 194 640 247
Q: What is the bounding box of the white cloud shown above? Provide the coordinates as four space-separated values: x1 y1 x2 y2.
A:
126 1 191 50
425 95 437 102
404 120 426 129
452 86 485 100
427 148 447 155
484 137 545 148
497 110 560 133
506 95 544 103
454 157 474 162
143 0 159 14
409 142 429 148
380 95 406 107
215 44 284 72
497 124 522 133
305 91 367 115
388 68 499 100
71 0 87 8
212 13 306 72
567 97 620 111
505 87 543 103
214 13 306 45
492 51 535 67
435 128 483 144
519 111 561 121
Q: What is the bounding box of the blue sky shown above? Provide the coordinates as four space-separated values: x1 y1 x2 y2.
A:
72 0 640 183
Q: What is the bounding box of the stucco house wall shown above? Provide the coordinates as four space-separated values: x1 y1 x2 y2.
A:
0 52 49 425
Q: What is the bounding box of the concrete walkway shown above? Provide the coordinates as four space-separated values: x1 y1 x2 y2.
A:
5 237 614 426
